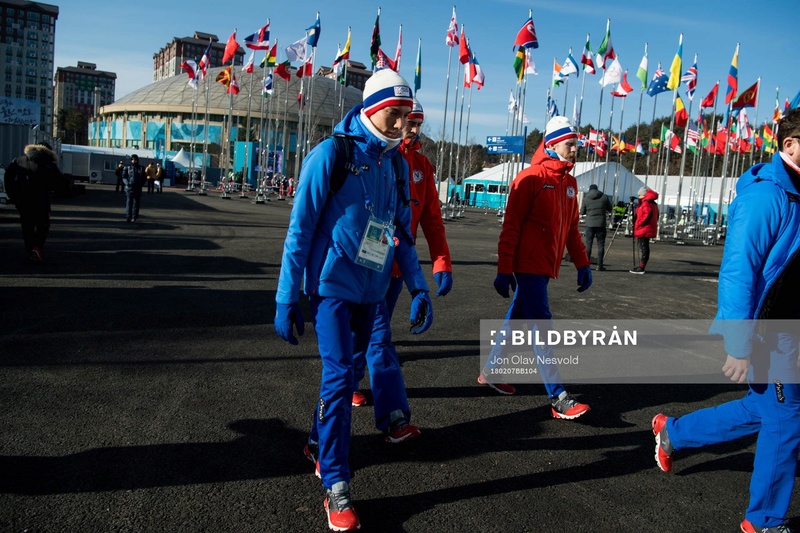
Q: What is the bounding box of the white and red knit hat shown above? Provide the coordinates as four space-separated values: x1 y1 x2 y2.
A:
408 99 424 121
544 116 578 147
363 69 414 117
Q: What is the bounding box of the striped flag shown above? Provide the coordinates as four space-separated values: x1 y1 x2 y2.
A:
681 60 698 100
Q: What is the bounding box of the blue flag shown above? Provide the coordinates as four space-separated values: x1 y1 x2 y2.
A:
790 88 800 110
647 73 669 97
307 13 321 47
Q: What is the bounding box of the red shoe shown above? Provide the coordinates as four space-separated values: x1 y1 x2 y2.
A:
385 422 421 444
550 393 590 420
652 414 673 473
740 518 792 532
325 481 360 531
303 443 321 479
477 373 516 395
351 391 367 407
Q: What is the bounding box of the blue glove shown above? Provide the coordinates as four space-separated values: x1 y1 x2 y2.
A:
274 302 305 345
493 273 517 298
577 265 592 292
434 271 453 297
409 290 433 334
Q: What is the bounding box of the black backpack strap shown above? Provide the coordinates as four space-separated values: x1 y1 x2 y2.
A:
392 152 411 208
330 133 358 195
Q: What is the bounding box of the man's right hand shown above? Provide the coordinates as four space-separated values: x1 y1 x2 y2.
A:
274 303 305 345
493 273 517 298
722 355 749 383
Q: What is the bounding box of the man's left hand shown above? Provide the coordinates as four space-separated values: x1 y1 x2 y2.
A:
577 265 592 292
434 271 453 297
722 355 750 383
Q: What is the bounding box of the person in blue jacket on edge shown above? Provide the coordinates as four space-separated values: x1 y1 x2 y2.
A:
274 68 433 532
652 108 800 533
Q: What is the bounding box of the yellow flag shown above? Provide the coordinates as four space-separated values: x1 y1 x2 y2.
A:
667 42 682 90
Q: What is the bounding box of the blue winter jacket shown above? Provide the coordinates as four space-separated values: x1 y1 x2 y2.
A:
275 105 429 305
709 153 800 357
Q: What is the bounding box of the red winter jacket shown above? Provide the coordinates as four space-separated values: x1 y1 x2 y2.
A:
497 143 589 278
633 188 660 239
391 138 452 278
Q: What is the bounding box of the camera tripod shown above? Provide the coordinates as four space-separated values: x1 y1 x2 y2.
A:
603 197 639 268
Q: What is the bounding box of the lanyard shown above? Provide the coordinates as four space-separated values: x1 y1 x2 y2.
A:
354 156 396 226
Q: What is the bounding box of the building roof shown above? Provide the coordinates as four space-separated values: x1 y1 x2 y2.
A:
99 67 363 121
0 0 58 16
56 65 117 79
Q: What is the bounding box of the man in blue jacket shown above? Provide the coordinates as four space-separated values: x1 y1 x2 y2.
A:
652 108 800 533
274 69 433 532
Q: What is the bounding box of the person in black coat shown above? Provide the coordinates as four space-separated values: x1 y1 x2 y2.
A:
3 142 67 263
122 154 146 221
580 184 613 271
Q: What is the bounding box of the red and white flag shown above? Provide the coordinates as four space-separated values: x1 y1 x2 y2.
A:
445 6 459 47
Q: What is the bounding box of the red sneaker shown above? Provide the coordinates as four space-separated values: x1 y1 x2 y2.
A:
477 373 516 395
325 481 360 531
550 393 590 420
652 414 673 473
740 518 792 532
351 391 367 407
303 443 321 479
385 423 421 444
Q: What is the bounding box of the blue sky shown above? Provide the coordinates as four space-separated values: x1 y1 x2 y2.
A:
54 1 796 146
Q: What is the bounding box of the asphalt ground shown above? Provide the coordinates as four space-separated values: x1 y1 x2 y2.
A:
1 185 798 532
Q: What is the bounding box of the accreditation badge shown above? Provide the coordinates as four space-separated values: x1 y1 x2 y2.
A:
356 216 395 271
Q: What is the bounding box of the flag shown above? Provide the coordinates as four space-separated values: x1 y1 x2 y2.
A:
244 23 270 50
772 89 782 122
595 25 614 70
599 57 622 87
222 31 240 65
297 83 304 108
513 16 538 49
296 57 312 78
525 48 538 75
786 97 792 112
370 11 381 67
700 82 719 108
636 139 645 154
681 60 697 100
572 95 580 128
332 45 344 79
667 40 682 91
470 52 485 89
636 53 648 90
458 28 470 64
216 66 239 94
546 92 558 118
561 52 579 77
513 46 525 82
725 45 739 105
738 108 752 140
414 40 422 92
307 13 321 48
611 71 634 97
394 25 402 71
763 123 775 152
732 81 759 109
650 138 661 152
581 35 595 75
662 125 681 153
261 43 278 68
375 48 396 71
275 60 291 81
198 40 212 78
508 90 518 113
179 60 198 89
552 59 563 87
285 36 309 63
262 73 273 96
446 6 459 47
242 50 255 73
647 64 669 97
675 95 688 127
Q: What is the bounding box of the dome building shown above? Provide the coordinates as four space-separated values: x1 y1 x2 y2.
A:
89 64 365 179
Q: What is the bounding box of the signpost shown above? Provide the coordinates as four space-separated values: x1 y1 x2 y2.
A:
486 135 525 155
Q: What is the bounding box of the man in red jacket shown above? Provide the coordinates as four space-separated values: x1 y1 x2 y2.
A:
479 116 593 420
630 186 659 274
349 98 453 442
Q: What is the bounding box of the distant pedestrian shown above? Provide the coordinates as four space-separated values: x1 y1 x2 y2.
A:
122 154 146 222
652 108 800 533
145 162 156 194
155 163 164 193
580 183 612 271
3 142 67 263
114 160 124 193
630 186 659 274
612 201 626 229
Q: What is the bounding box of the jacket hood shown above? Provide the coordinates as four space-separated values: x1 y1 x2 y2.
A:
585 189 603 200
333 104 402 159
642 188 659 202
736 153 800 197
529 141 574 174
24 144 56 163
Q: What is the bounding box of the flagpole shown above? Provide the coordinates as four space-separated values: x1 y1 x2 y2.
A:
188 69 198 191
562 49 571 113
631 43 647 184
613 73 628 201
593 72 606 187
703 85 720 223
577 34 589 146
452 46 468 220
261 38 274 190
646 82 660 187
446 27 464 211
603 88 615 193
282 70 289 182
657 33 682 240
293 73 305 185
437 6 456 201
200 65 211 195
748 77 762 168
716 43 738 234
672 51 696 237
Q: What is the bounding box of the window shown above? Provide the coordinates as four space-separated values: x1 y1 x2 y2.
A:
28 12 40 21
28 21 38 30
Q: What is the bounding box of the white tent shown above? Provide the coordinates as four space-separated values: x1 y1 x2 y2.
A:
170 148 192 168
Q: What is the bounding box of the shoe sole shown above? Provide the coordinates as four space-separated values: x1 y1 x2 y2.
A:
325 498 361 531
551 406 590 420
477 376 516 395
652 415 672 472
